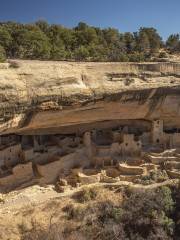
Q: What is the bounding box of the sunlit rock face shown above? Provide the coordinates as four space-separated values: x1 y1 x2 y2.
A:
0 60 180 134
1 60 180 192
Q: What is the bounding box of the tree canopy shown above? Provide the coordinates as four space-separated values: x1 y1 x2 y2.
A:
0 21 178 62
166 34 180 52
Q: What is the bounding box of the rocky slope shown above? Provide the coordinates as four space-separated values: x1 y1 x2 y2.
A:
0 60 180 135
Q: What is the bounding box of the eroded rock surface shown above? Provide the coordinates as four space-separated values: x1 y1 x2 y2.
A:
0 60 180 192
0 60 180 133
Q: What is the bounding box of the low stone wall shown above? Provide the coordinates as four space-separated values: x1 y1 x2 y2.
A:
147 155 179 164
0 144 21 168
37 154 74 184
118 163 144 175
94 156 112 167
167 170 180 179
83 169 100 176
165 161 180 169
78 172 101 185
0 174 14 189
105 168 120 178
13 162 34 182
101 175 120 183
119 175 140 182
36 149 90 184
0 162 34 192
140 163 158 171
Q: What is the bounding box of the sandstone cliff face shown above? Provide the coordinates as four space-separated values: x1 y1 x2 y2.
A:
0 60 180 134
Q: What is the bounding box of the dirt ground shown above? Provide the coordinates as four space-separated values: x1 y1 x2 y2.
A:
0 179 178 240
0 183 122 240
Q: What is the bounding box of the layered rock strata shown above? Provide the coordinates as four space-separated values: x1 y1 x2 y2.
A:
0 60 180 192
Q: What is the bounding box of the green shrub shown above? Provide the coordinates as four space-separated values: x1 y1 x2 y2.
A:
0 21 168 62
63 203 86 220
159 52 168 58
128 52 146 62
73 187 98 203
0 45 6 62
120 188 175 239
22 186 179 240
137 170 169 185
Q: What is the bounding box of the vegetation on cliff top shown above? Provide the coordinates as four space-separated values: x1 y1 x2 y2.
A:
0 20 179 62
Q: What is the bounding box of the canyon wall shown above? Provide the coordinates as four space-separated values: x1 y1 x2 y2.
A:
0 60 180 135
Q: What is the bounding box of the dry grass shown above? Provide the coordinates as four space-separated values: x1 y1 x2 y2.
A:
0 186 123 240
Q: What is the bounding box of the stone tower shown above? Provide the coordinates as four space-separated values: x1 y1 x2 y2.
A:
151 120 164 145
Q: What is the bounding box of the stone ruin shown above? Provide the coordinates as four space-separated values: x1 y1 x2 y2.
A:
0 60 180 192
0 118 180 192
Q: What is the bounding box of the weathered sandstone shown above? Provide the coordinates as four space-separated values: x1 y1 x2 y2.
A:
1 60 180 191
0 60 180 134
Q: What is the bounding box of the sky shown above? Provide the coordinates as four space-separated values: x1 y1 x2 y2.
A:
0 0 179 40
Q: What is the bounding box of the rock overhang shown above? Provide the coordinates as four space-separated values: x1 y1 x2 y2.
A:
0 60 180 135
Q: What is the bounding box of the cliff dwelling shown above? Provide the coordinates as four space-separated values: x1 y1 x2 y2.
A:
0 117 180 192
0 60 180 192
